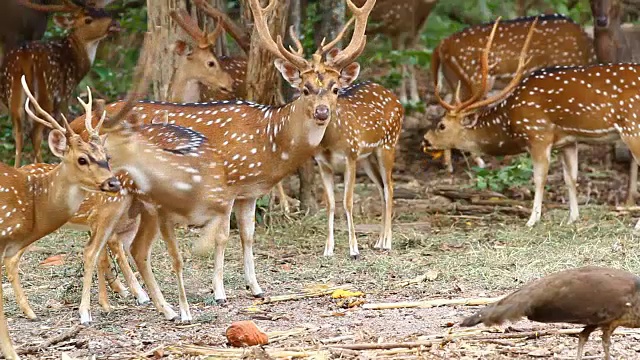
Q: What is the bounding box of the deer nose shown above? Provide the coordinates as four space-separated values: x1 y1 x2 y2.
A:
109 20 121 32
100 177 121 193
314 105 330 122
596 16 608 27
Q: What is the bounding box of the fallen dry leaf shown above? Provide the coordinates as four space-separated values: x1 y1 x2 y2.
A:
40 254 66 267
331 289 364 299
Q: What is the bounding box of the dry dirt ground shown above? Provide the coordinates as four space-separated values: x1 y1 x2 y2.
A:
7 133 640 359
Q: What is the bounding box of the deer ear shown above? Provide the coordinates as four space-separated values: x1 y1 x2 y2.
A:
173 40 189 56
339 62 360 87
326 48 340 62
274 59 302 87
53 15 75 29
48 130 68 157
462 113 480 128
99 134 108 145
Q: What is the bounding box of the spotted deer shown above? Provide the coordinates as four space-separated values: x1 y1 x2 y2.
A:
69 0 376 318
0 0 119 168
425 17 640 229
316 47 404 258
0 74 119 360
350 0 437 104
590 0 640 206
432 14 596 173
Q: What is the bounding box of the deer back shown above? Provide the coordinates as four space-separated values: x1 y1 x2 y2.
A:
434 14 596 100
351 0 437 40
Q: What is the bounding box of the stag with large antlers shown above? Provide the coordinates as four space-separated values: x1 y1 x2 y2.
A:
0 0 119 167
0 74 119 359
425 17 640 228
431 13 595 173
68 0 375 321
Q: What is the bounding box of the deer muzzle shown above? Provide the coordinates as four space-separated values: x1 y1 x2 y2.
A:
314 105 330 125
100 176 121 193
595 16 609 28
108 20 121 33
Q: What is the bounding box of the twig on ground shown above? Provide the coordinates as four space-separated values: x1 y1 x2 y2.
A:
362 296 502 310
255 285 352 305
319 335 356 344
17 324 84 355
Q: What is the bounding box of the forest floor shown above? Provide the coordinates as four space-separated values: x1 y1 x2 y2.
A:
7 125 640 359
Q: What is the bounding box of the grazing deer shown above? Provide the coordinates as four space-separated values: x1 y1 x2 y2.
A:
70 0 375 320
432 13 596 173
317 47 404 258
0 0 119 167
590 0 640 206
350 0 438 104
425 17 640 228
0 74 119 360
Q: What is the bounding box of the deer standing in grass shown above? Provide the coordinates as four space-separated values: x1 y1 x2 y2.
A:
0 75 119 360
431 14 596 173
351 0 438 105
590 0 640 206
0 0 119 167
69 0 376 321
425 17 640 228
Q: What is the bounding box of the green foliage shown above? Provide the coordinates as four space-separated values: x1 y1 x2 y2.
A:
301 2 321 55
472 155 533 192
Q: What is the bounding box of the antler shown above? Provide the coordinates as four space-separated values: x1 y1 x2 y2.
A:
248 0 309 70
102 32 154 128
464 17 537 112
171 9 209 49
193 0 251 54
17 0 80 13
325 0 376 68
76 86 105 140
316 17 355 56
21 75 75 136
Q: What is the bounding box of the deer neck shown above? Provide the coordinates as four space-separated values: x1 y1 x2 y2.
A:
460 106 527 156
169 67 201 103
67 33 95 79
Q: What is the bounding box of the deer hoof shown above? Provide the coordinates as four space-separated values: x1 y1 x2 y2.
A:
350 254 360 260
253 292 265 299
216 298 227 306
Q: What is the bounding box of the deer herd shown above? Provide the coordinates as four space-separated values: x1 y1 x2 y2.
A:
0 0 636 358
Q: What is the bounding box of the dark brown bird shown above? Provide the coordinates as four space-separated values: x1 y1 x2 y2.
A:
460 266 640 360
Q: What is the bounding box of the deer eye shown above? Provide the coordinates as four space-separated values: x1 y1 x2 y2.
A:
78 157 88 165
207 61 216 68
438 123 446 131
332 87 339 95
302 88 310 96
84 18 93 24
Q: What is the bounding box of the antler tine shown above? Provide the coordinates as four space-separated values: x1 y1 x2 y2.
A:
103 32 154 128
20 75 68 134
17 0 79 13
327 0 376 68
248 0 309 70
466 16 538 111
170 9 208 48
207 18 225 47
457 17 501 110
95 99 107 132
288 25 304 55
194 0 251 53
317 16 355 55
77 86 102 139
434 82 456 111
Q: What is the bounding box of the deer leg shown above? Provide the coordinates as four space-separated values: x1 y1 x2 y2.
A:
4 247 36 319
96 249 113 312
158 218 191 322
10 105 22 168
444 149 454 173
600 324 617 360
626 159 638 206
129 210 178 321
527 144 552 227
110 224 149 305
392 38 408 104
234 198 265 298
30 122 44 164
343 156 360 259
560 144 580 224
210 206 232 303
620 135 640 229
362 155 385 250
576 325 597 360
103 237 128 298
378 148 396 250
0 252 19 360
316 155 336 257
274 182 290 214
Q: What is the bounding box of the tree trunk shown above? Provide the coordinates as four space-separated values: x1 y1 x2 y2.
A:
147 0 185 101
195 0 229 57
318 0 346 48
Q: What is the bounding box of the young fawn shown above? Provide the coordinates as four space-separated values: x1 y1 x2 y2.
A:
426 17 640 228
0 75 119 360
432 13 595 173
0 0 119 167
